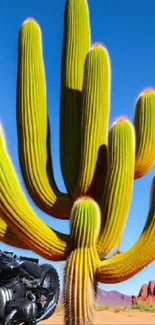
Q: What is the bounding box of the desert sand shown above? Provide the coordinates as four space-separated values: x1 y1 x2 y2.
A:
40 310 155 324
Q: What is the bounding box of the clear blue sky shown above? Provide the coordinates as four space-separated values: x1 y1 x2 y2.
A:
0 0 155 296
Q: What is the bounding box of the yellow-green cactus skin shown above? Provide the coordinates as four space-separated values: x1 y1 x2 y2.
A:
98 118 135 259
64 198 100 325
1 0 155 324
74 45 110 200
0 125 69 261
134 88 155 179
60 0 90 195
97 176 155 283
17 18 72 219
0 216 27 249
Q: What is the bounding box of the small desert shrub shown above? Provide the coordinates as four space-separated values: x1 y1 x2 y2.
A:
113 306 125 313
95 304 110 311
112 305 130 313
131 302 155 312
95 304 130 312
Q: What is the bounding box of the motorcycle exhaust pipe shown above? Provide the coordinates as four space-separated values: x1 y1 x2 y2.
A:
4 309 17 325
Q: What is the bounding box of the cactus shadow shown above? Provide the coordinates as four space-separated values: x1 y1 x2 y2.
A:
88 144 108 203
45 118 60 192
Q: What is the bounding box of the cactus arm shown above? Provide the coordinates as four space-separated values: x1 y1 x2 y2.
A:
0 126 69 261
96 176 155 283
0 214 69 249
17 19 72 219
73 45 110 200
60 0 91 195
0 215 27 249
134 89 155 179
97 118 135 259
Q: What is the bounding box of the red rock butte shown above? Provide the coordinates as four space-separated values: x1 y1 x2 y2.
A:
132 280 155 304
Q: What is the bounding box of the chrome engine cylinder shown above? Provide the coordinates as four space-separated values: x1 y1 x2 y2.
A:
0 280 25 320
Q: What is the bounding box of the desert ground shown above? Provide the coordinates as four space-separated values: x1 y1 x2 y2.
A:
40 309 155 324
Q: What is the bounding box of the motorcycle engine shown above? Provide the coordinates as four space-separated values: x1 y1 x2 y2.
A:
0 279 25 320
6 298 38 322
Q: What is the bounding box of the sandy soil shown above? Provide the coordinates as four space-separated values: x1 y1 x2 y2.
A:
40 310 155 324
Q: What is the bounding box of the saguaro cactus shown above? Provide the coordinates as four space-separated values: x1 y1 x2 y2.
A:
1 0 155 324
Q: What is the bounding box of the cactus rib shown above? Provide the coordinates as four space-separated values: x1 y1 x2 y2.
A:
64 249 97 325
0 213 69 248
134 89 155 179
0 126 69 261
97 176 155 283
0 215 27 249
98 118 135 259
74 45 110 200
17 18 72 219
60 0 91 195
1 1 155 324
63 197 100 325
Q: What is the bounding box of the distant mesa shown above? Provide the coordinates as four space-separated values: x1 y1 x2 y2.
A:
58 282 155 306
96 288 131 306
59 288 131 306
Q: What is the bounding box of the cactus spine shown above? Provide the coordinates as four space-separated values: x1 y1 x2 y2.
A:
1 0 155 324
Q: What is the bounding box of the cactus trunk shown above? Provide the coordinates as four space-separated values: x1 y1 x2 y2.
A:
64 248 97 325
63 198 100 325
